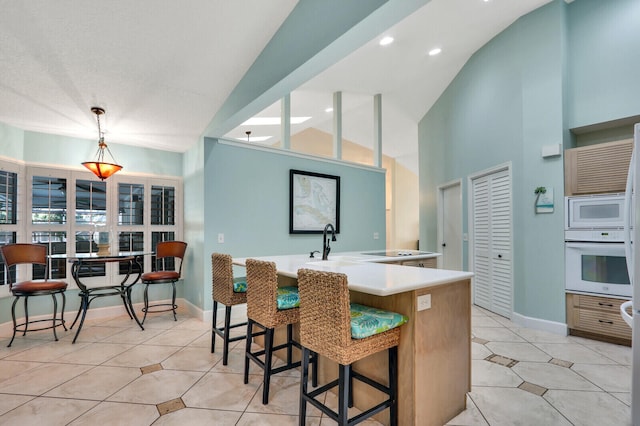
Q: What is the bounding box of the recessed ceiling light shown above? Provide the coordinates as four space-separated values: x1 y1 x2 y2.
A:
379 36 394 46
242 116 311 126
428 48 442 56
325 107 333 113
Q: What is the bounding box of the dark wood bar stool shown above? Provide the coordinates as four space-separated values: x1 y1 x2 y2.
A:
211 253 249 365
0 243 68 347
297 268 408 426
140 240 187 324
244 258 317 405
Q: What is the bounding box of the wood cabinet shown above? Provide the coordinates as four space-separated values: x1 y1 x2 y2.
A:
564 139 632 196
566 293 632 346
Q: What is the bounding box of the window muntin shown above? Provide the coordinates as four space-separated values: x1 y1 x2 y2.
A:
119 183 144 225
32 231 67 280
0 171 17 224
32 176 67 224
0 231 16 285
75 180 106 225
151 231 176 272
151 186 175 225
118 231 144 274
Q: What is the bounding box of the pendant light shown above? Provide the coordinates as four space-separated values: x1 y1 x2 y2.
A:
82 107 122 180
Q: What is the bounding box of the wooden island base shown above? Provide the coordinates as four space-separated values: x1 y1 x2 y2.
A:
267 275 471 426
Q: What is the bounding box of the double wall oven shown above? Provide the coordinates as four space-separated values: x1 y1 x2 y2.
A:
565 194 632 298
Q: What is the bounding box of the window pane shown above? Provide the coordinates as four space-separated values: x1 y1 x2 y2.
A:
75 231 105 277
0 171 17 224
118 183 144 225
0 232 16 285
76 180 107 225
32 231 67 279
118 231 144 274
32 176 67 224
151 186 175 225
151 231 175 271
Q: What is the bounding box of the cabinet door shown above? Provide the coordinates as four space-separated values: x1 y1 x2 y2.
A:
564 139 632 195
471 169 512 318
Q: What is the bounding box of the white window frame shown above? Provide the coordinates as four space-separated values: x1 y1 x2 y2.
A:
15 165 183 290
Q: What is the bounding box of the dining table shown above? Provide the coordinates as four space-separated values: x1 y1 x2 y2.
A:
50 251 152 343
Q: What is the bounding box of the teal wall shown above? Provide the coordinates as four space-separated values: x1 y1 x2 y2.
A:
182 138 206 310
566 0 640 129
419 0 639 324
200 138 386 311
0 122 24 160
23 131 183 176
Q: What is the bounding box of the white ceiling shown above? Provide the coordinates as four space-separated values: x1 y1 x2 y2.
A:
0 0 552 168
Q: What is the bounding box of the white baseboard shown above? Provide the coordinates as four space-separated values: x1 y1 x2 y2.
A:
511 311 568 336
0 298 224 335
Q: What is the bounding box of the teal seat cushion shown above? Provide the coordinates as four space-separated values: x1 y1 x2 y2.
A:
276 286 300 310
350 303 408 339
233 280 247 293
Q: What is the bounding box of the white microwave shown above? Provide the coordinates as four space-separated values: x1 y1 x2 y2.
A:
565 194 629 230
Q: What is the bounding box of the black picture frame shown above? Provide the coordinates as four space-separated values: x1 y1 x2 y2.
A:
289 169 340 234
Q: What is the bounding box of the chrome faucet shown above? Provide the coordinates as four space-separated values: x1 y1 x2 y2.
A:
322 223 337 260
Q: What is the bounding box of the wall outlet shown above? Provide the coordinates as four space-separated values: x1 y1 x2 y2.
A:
417 294 431 311
217 233 224 243
373 232 379 240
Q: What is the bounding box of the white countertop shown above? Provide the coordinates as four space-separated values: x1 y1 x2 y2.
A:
233 252 473 297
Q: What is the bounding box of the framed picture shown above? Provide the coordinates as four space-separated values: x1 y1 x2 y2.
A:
290 169 340 234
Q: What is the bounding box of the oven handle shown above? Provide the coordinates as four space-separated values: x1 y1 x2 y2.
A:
565 242 625 251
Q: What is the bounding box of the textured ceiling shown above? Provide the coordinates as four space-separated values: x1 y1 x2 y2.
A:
0 0 552 167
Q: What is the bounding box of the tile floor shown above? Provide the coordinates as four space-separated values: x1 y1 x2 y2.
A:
0 305 632 425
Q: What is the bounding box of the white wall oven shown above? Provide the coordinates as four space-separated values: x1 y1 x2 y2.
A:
565 241 631 298
565 194 632 298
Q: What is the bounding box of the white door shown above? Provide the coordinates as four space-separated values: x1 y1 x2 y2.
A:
470 167 512 318
438 181 462 270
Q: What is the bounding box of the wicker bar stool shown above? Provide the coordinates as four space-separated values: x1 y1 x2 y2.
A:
211 253 250 365
297 269 408 426
244 258 317 405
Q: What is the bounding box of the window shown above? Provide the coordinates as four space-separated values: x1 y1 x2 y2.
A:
151 185 175 225
32 176 67 224
0 163 183 288
0 170 17 225
0 167 19 286
119 183 144 225
76 179 106 225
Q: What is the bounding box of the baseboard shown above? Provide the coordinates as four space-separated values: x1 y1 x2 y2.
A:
511 311 568 336
0 298 221 335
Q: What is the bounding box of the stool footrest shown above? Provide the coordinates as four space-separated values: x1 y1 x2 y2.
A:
141 303 177 314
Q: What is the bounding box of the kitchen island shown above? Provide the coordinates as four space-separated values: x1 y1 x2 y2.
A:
233 253 472 426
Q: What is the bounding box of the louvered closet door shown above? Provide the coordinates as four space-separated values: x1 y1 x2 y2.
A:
471 169 512 318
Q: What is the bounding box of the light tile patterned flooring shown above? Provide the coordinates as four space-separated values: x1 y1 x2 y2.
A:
0 305 631 425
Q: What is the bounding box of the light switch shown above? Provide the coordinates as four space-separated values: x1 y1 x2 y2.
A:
417 294 431 311
373 232 379 240
217 233 224 243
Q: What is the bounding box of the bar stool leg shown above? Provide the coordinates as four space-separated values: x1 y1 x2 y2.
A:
338 363 350 425
299 346 310 426
223 305 232 365
389 346 399 426
211 300 219 353
244 319 254 384
286 323 293 364
51 293 59 341
262 327 274 404
8 296 19 347
23 296 29 335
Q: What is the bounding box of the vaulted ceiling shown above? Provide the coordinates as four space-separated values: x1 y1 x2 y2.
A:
0 0 552 170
